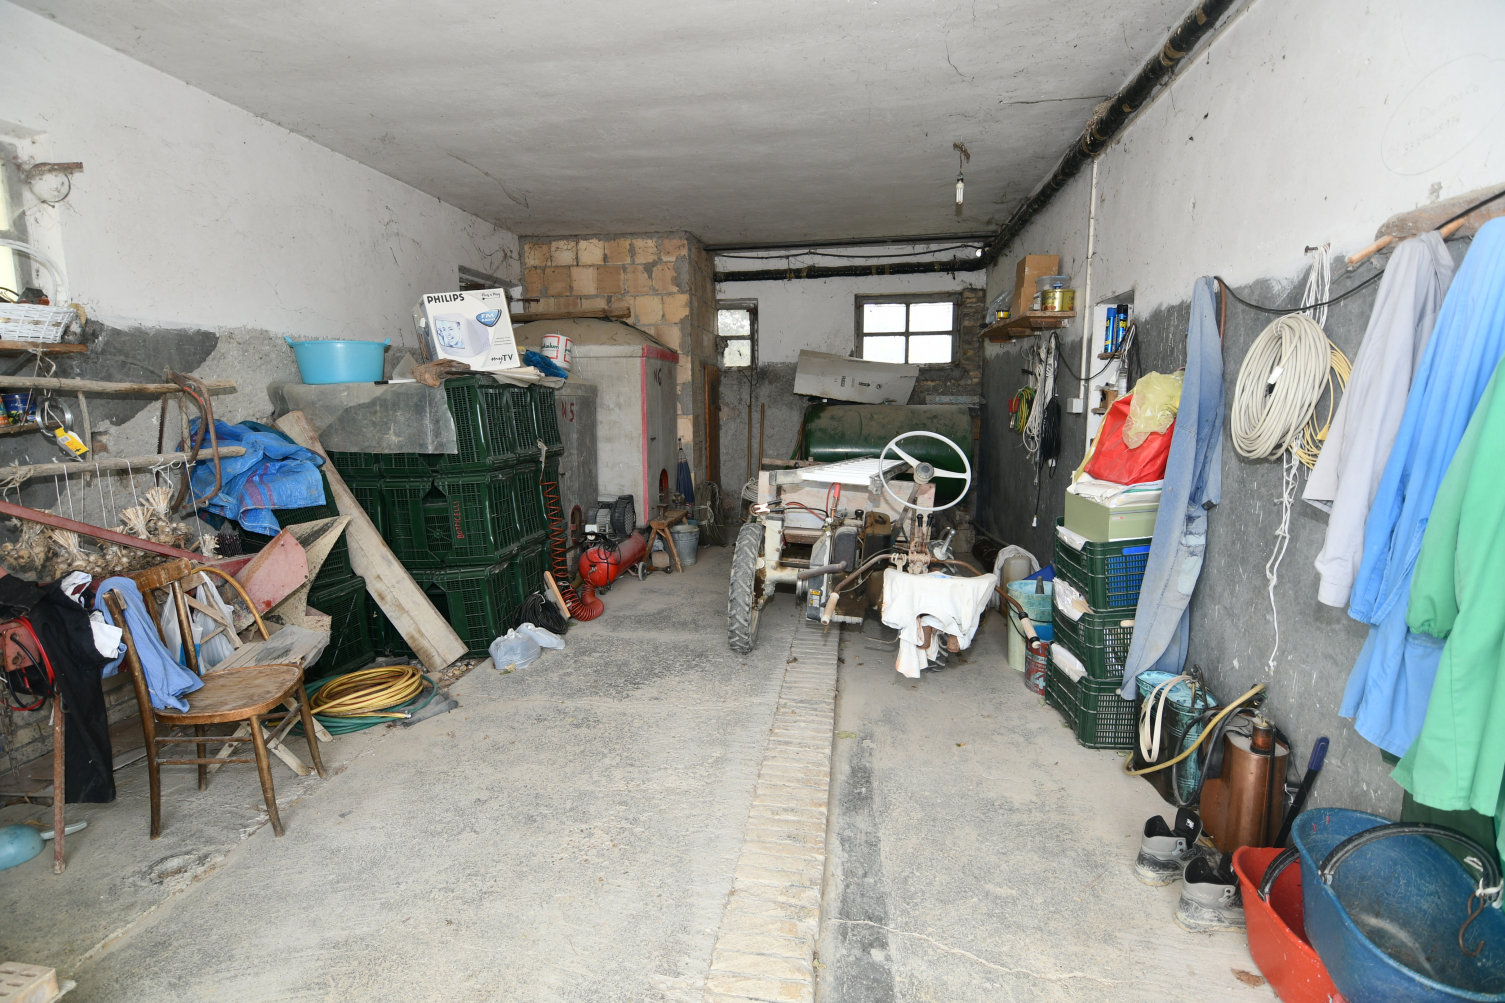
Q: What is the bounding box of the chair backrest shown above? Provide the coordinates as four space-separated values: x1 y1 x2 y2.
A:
123 560 272 675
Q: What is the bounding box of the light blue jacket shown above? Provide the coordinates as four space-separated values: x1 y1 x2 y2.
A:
1121 277 1224 697
96 577 204 713
1343 218 1505 756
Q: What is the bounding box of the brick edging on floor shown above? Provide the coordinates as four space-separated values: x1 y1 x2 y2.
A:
703 624 839 1003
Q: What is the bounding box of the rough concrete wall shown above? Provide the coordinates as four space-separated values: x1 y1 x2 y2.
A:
976 0 1505 819
521 232 716 483
717 363 802 514
3 5 518 347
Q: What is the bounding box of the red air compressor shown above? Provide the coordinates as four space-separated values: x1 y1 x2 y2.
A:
580 531 647 587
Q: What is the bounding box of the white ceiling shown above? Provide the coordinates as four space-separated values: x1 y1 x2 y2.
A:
17 0 1193 245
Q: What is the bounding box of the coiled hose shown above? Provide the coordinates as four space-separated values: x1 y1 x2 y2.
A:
293 664 438 735
541 472 604 621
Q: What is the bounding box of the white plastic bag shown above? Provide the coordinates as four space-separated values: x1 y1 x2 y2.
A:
156 578 239 669
489 629 541 671
516 622 565 651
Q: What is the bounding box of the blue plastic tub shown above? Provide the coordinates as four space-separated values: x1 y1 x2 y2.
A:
286 338 389 384
1292 808 1505 1003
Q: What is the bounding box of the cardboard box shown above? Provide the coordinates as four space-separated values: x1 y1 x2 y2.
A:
1011 254 1060 317
1063 491 1158 542
414 288 521 371
793 350 918 404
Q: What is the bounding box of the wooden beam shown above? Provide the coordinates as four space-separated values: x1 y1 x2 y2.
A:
0 500 213 561
0 376 236 394
0 341 87 355
1348 183 1505 268
511 304 631 323
0 447 246 484
275 410 466 671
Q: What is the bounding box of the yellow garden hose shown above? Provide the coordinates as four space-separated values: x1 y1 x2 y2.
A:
1121 681 1267 776
309 664 427 719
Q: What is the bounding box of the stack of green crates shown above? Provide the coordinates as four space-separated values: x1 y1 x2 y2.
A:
1047 518 1151 749
325 377 563 658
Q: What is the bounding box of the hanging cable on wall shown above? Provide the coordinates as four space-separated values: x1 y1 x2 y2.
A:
1022 332 1057 459
1228 245 1352 675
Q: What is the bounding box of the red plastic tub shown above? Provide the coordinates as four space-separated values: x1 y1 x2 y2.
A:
1232 845 1345 1003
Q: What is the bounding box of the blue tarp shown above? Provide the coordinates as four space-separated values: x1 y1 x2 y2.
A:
189 420 325 536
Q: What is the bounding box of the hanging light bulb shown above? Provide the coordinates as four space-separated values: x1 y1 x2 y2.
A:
952 141 970 213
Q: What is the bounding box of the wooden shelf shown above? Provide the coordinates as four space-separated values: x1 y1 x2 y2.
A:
0 422 40 436
0 341 87 355
980 310 1077 341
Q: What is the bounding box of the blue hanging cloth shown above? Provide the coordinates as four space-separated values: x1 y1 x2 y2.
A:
188 420 325 536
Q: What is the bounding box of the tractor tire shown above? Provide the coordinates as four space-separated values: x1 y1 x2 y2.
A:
728 521 763 654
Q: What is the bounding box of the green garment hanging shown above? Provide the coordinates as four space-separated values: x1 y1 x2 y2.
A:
1396 360 1505 861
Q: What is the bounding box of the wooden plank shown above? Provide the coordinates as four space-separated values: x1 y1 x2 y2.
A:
0 376 236 394
0 501 215 562
510 304 630 322
0 340 87 354
232 530 310 614
0 446 247 484
206 624 329 673
275 411 466 670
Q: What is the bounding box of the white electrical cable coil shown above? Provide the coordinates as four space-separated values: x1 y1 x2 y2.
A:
1229 313 1331 460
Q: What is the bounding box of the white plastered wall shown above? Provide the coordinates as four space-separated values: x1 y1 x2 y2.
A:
716 245 981 364
987 0 1505 317
0 2 518 352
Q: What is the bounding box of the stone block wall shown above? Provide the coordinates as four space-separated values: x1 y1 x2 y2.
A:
521 232 717 484
1 673 138 778
911 286 986 403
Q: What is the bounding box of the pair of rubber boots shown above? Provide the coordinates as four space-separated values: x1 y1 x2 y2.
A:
1134 806 1244 933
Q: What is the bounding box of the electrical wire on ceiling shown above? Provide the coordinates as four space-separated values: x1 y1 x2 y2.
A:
717 244 985 261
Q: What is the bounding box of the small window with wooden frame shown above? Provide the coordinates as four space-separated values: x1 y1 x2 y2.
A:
855 293 959 365
717 300 757 369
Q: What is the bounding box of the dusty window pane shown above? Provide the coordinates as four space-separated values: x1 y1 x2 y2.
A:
862 302 907 333
863 335 907 363
718 309 750 339
722 338 751 368
908 334 953 364
909 301 954 332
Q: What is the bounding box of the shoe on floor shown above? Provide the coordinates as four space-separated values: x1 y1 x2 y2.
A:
1174 855 1245 933
1134 807 1206 885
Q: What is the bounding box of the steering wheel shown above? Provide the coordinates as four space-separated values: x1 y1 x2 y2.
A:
878 430 972 513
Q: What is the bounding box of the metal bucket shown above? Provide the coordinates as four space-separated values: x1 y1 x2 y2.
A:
1293 809 1505 1002
669 522 699 566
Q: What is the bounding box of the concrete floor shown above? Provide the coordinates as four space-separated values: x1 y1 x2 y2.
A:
818 617 1272 1002
0 550 792 1001
0 546 1272 1001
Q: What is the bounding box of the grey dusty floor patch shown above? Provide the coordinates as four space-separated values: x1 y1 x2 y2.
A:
703 620 839 1003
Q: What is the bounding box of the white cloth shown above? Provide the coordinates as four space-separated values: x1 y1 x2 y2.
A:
1068 475 1164 507
880 570 997 678
1304 232 1454 607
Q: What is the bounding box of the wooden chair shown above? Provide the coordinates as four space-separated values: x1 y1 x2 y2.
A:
103 559 326 838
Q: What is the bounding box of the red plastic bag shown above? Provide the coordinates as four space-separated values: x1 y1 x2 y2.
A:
1083 394 1174 484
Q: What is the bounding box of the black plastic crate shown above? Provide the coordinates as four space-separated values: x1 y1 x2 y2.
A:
531 385 563 452
1051 607 1135 681
306 576 378 678
1053 519 1151 611
410 564 508 656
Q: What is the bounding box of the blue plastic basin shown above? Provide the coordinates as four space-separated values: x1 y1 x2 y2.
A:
285 338 389 384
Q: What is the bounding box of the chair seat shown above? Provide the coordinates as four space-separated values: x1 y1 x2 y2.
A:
156 663 303 724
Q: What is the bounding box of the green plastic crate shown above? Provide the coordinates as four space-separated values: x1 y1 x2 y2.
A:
1053 519 1151 611
325 450 382 478
379 474 511 568
506 384 541 458
1050 607 1135 681
1046 654 1139 750
501 463 548 541
306 576 378 677
531 385 562 452
439 377 532 470
381 453 437 478
237 470 351 582
410 563 509 656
